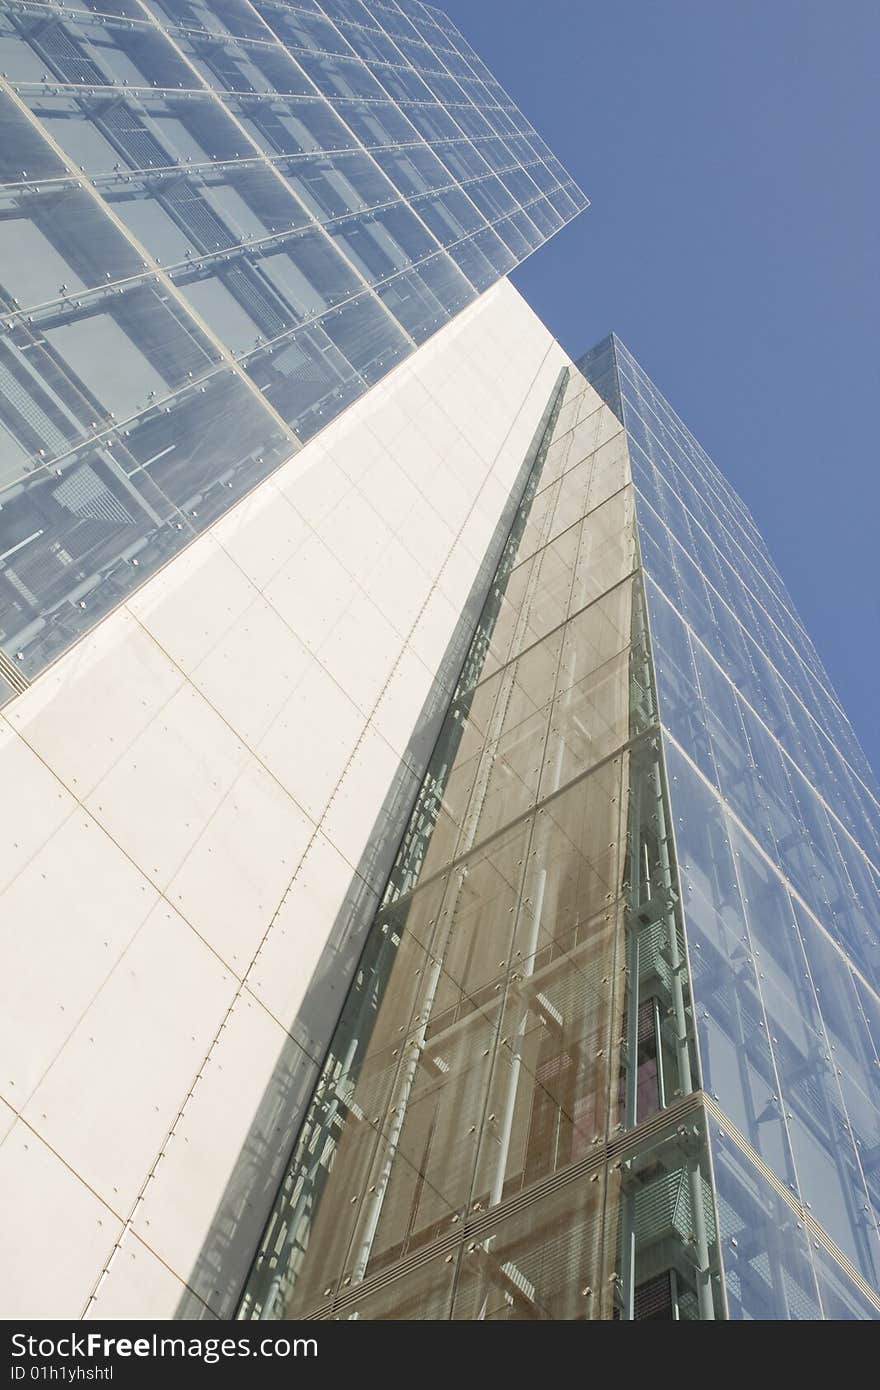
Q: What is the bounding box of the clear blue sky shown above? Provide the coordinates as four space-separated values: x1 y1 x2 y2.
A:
443 0 880 777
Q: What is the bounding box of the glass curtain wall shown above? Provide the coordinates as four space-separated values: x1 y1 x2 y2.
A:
582 335 880 1321
240 363 723 1322
0 0 586 693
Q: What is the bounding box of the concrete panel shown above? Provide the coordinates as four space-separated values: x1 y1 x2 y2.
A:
357 454 422 534
406 586 464 673
321 724 412 888
317 590 402 718
166 761 313 975
399 496 456 574
5 611 183 798
86 1233 212 1322
0 1123 121 1320
262 533 357 655
84 684 249 891
211 481 309 593
128 535 258 675
0 1098 16 1145
0 811 157 1104
257 663 363 822
248 831 379 1058
0 720 76 895
366 551 433 649
273 446 351 529
23 901 235 1212
129 994 317 1319
370 646 440 768
190 597 312 748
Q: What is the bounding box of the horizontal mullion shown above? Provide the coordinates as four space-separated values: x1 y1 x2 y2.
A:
0 157 560 325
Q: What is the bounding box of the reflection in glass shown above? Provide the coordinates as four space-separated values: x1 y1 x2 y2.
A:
240 362 721 1321
0 0 585 690
579 334 880 1319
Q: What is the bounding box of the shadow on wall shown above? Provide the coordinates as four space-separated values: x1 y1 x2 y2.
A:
174 370 568 1321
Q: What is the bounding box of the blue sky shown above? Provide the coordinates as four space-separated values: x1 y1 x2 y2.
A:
443 0 880 777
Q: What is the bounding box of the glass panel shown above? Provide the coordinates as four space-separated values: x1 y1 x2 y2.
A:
0 367 290 678
240 363 729 1322
328 202 436 284
0 183 143 311
233 93 358 155
376 253 473 343
616 335 880 1316
710 1125 822 1320
244 317 361 437
665 739 798 1184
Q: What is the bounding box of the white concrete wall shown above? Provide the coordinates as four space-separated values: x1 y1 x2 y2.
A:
0 280 569 1320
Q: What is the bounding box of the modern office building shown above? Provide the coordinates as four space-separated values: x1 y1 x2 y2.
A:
237 337 880 1322
0 1 877 1324
0 0 584 691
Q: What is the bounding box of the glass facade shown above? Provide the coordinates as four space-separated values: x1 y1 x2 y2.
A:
239 336 880 1321
583 335 880 1319
240 360 725 1322
0 0 586 692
